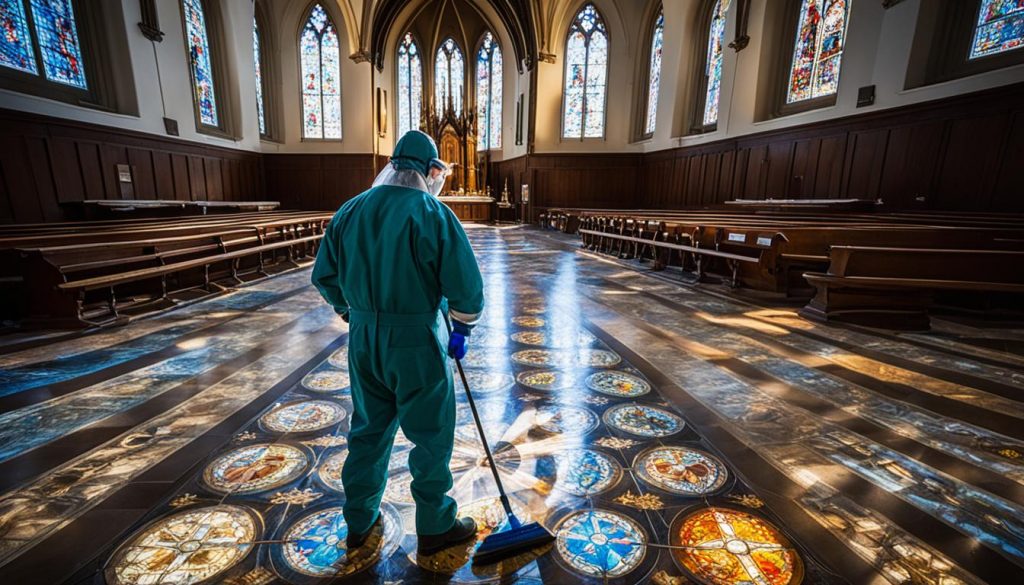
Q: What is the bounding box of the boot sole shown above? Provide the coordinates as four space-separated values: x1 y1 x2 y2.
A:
417 529 478 556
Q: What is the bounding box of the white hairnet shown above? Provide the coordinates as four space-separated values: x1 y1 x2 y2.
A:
371 161 428 193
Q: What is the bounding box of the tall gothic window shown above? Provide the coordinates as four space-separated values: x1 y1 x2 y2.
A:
253 17 266 136
562 3 608 139
643 11 664 136
0 0 87 88
435 37 464 115
969 0 1024 59
300 3 342 139
396 32 422 137
786 0 848 104
476 32 502 150
182 0 218 127
702 0 730 127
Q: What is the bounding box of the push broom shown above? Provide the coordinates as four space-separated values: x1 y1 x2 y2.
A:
445 317 555 566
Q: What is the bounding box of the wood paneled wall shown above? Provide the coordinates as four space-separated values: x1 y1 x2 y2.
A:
263 154 385 212
0 109 264 223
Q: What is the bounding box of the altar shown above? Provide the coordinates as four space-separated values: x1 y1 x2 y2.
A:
438 195 494 222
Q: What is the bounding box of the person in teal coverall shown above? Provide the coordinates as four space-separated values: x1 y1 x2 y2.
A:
311 130 485 556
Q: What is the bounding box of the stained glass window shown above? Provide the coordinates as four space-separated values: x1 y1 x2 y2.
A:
703 0 730 126
435 37 464 115
253 17 266 136
786 0 848 104
476 32 502 150
1 0 37 75
563 3 608 139
182 0 217 126
301 3 342 139
396 32 422 137
644 12 664 135
30 0 86 88
970 0 1024 59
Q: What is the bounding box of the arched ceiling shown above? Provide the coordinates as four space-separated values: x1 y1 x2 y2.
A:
369 0 537 72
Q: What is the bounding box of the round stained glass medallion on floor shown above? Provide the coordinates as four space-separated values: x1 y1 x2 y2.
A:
459 349 506 369
317 450 347 492
327 347 349 370
275 504 401 579
516 369 577 392
511 349 568 368
302 370 350 393
554 509 647 578
586 371 651 398
105 504 259 585
578 349 621 368
512 316 545 328
634 446 728 496
671 507 803 585
537 405 599 435
603 404 683 438
550 449 622 496
203 443 309 495
459 370 515 395
511 330 598 348
260 400 346 433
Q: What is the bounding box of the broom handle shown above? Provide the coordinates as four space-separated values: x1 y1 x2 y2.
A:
444 315 518 522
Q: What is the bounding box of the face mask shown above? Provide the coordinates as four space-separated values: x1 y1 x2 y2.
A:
427 175 445 197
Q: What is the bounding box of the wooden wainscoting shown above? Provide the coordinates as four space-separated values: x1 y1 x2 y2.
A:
263 154 385 212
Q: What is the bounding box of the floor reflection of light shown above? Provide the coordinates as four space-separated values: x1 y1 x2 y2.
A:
176 337 209 350
694 311 789 336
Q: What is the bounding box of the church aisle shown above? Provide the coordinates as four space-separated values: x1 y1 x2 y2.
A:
1 227 1021 585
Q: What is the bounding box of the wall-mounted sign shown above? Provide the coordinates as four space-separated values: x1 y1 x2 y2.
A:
117 164 133 183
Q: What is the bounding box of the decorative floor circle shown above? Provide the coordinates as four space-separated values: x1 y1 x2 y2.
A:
554 509 646 578
382 473 414 505
516 370 577 392
279 505 400 578
671 507 803 585
579 349 622 368
634 446 728 496
302 370 350 393
586 371 651 398
537 405 599 435
203 443 309 495
603 404 683 438
327 347 349 370
549 449 622 496
317 450 347 492
261 400 346 433
460 370 515 394
511 349 565 367
512 316 545 328
458 349 505 369
105 504 258 585
511 330 598 348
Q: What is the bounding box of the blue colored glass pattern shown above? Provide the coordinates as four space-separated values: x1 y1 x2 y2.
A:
703 0 730 126
30 0 86 88
182 0 217 125
301 3 342 139
435 37 464 115
0 0 37 75
253 17 265 135
970 0 1024 59
645 12 664 135
786 0 848 104
476 31 502 150
396 32 422 137
563 3 608 139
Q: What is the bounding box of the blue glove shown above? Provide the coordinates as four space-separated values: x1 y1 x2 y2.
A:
448 321 471 360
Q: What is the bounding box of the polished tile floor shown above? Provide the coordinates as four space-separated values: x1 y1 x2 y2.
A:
1 226 1022 585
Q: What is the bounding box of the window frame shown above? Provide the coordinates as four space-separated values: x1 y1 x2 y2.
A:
297 1 344 142
638 7 664 140
0 0 116 111
475 31 502 151
253 2 279 141
772 0 848 118
916 0 1024 88
395 31 424 138
179 0 233 138
560 2 611 141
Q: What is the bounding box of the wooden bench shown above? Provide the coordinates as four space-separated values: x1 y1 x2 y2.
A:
800 246 1024 329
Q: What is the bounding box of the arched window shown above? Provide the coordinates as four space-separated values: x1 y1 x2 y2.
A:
396 32 423 137
643 11 664 136
970 0 1024 59
702 0 730 127
476 32 502 150
253 17 266 136
435 37 464 115
563 3 608 139
786 0 848 104
182 0 219 127
300 3 342 139
1 0 87 88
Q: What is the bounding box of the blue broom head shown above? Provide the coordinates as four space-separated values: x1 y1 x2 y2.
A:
473 520 555 566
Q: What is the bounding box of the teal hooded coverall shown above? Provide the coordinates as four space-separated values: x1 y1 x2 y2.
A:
311 131 484 537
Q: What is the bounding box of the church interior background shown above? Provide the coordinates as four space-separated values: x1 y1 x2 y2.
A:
1 0 1023 584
